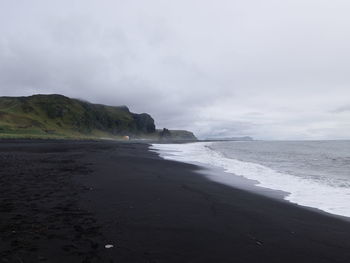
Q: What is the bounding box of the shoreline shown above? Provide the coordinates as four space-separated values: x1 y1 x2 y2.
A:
197 162 350 223
151 141 350 220
1 140 350 262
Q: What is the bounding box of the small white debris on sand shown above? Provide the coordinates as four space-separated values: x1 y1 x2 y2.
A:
105 244 114 249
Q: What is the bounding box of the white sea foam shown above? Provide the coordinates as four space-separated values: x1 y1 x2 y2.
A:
150 142 350 218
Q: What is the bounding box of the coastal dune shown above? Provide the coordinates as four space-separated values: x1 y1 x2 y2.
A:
1 140 350 262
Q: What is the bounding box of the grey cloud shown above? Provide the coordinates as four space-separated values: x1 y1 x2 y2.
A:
331 105 350 113
0 0 350 139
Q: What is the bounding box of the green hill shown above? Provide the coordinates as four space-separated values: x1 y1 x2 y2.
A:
0 94 197 141
0 94 157 139
157 128 197 141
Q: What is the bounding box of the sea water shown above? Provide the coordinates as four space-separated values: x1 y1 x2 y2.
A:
150 141 350 218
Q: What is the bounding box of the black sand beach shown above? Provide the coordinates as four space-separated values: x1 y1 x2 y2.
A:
1 140 350 263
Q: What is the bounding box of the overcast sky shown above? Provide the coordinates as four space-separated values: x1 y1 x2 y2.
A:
1 0 350 139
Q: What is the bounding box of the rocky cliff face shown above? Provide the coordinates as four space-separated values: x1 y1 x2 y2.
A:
132 113 156 133
158 129 197 141
0 94 156 138
0 94 199 140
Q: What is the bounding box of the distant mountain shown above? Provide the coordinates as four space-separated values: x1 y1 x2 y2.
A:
0 94 196 141
206 136 253 141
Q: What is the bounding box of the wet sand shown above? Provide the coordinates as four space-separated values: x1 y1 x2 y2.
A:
1 140 350 262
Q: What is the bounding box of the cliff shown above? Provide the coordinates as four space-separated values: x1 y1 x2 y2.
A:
158 128 197 141
0 94 196 141
0 94 157 139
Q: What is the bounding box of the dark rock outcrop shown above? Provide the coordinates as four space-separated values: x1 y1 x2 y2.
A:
158 129 197 141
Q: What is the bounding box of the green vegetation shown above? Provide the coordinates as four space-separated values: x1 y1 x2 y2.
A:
157 128 196 141
0 94 155 140
163 129 197 140
0 94 197 141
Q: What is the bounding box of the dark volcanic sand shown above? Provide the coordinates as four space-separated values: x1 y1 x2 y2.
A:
1 141 350 263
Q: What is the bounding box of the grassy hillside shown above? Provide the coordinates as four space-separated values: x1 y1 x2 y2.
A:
0 94 156 139
157 128 197 141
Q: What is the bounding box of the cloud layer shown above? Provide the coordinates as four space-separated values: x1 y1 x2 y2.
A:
1 0 350 139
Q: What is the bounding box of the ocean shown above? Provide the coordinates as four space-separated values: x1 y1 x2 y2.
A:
150 141 350 218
